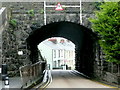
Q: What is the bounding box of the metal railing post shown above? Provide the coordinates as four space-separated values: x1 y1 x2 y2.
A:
80 0 82 24
44 1 46 25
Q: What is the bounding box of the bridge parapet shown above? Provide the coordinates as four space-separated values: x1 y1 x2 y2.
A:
19 61 46 88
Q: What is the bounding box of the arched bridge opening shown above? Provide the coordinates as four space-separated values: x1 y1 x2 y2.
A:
27 21 97 77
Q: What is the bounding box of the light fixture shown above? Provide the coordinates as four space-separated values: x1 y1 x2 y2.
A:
18 51 23 55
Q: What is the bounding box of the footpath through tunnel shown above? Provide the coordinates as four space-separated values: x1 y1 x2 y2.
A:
26 21 97 77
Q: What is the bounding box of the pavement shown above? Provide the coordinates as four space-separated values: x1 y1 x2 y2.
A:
0 77 22 89
0 71 48 89
0 70 48 90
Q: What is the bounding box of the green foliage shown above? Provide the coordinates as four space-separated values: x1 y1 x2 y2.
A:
9 19 17 27
89 2 120 63
28 9 35 16
39 9 44 14
94 2 102 10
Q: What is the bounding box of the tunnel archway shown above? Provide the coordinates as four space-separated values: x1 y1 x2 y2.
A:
26 21 97 77
38 37 76 70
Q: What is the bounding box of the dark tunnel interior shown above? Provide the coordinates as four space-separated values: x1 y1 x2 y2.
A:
26 21 97 77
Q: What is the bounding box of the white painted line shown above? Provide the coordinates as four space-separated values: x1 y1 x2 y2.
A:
43 70 48 82
0 68 1 73
45 70 52 88
49 70 52 83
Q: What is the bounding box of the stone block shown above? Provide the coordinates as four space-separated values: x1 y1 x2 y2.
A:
102 71 118 84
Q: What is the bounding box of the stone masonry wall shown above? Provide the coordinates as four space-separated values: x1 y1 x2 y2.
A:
1 2 119 86
94 42 119 85
1 2 96 76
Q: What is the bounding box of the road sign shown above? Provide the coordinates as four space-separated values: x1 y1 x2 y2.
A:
44 1 82 25
55 3 64 11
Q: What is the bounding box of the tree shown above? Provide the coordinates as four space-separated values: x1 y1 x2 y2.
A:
89 2 120 63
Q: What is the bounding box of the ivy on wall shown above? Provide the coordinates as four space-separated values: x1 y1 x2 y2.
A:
28 9 35 17
9 19 18 28
39 8 44 14
89 2 120 64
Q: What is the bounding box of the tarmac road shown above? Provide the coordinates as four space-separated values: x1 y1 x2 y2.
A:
47 70 117 89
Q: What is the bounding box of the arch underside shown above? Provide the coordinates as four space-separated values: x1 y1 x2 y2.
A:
27 21 96 77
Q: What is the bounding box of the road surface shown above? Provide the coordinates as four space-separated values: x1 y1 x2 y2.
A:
47 70 117 89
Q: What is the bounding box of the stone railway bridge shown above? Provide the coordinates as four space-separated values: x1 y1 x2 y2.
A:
0 1 119 85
